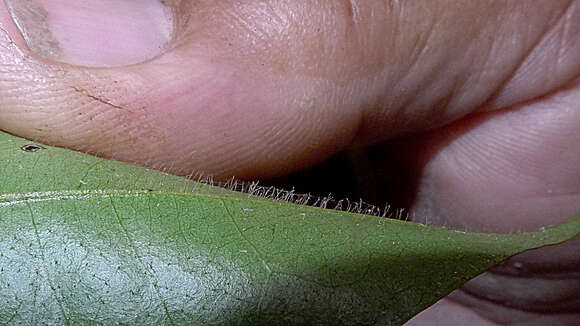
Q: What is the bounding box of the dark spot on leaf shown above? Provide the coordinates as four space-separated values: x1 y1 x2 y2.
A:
21 144 45 153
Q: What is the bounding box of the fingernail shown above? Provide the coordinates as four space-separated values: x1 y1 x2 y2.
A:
4 0 174 67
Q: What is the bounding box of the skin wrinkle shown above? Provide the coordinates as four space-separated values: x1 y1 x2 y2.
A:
1 52 157 160
459 276 580 314
452 285 580 325
71 86 125 110
407 8 508 119
557 3 577 69
355 3 472 141
479 5 558 108
491 265 580 280
444 291 533 326
366 1 580 144
446 12 504 112
550 0 576 76
487 0 580 109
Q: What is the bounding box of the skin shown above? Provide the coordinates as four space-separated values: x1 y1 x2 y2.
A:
0 0 579 324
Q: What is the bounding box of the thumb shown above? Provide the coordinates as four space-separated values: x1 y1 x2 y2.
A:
1 1 579 181
0 0 360 179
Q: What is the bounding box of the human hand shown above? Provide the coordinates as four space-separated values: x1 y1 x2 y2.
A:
0 1 579 324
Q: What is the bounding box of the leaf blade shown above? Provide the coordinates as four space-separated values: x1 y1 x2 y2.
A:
1 131 579 325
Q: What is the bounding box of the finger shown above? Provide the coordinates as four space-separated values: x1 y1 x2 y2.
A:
0 0 579 180
402 80 580 324
0 0 363 179
411 80 580 231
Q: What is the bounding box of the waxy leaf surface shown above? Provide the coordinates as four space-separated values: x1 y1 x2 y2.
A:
0 131 579 325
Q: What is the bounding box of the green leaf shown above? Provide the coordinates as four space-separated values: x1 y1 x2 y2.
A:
0 131 578 326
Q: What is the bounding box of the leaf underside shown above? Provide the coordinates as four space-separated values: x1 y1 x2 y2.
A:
0 131 578 326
